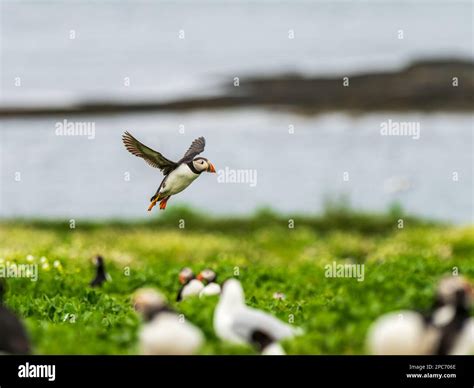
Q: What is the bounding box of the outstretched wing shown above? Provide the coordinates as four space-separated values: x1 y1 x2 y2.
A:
178 137 206 164
231 307 297 343
122 131 177 175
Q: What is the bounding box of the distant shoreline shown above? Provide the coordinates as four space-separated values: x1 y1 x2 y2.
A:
1 59 472 118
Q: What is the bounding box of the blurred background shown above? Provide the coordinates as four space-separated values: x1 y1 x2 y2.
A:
0 0 472 223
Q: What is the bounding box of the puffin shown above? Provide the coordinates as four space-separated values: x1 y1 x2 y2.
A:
132 288 204 355
197 269 221 297
213 279 302 355
122 132 216 211
0 281 31 354
366 276 474 355
89 255 108 287
176 267 204 302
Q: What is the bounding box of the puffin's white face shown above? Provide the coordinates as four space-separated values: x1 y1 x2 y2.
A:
93 255 104 267
437 276 473 307
132 288 166 316
192 158 216 173
197 269 217 284
179 267 194 285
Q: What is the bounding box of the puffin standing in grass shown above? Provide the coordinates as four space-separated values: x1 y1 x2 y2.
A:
214 279 302 355
176 267 204 301
90 255 108 287
367 276 474 355
197 269 221 297
0 282 31 354
133 288 204 355
122 132 216 211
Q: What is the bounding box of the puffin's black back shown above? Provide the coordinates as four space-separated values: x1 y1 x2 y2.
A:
143 305 175 322
424 289 471 355
0 282 31 354
250 330 276 352
435 306 470 355
90 255 107 287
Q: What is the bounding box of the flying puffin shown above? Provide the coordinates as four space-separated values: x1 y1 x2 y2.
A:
197 269 221 297
89 255 109 287
132 288 204 355
122 132 216 211
213 279 302 355
176 267 204 302
366 275 474 355
0 281 31 354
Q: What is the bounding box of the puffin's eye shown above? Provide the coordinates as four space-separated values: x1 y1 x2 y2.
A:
201 161 204 164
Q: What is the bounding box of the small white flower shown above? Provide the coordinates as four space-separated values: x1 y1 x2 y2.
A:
26 255 34 262
40 257 48 264
53 260 61 268
42 263 50 270
273 292 286 301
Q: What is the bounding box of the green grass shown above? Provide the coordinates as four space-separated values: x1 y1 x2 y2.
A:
0 207 473 355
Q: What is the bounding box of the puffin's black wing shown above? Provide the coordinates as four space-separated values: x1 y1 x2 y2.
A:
178 137 206 164
122 131 178 175
251 330 276 352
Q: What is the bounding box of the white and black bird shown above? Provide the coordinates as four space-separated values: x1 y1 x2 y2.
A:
214 279 302 355
0 282 31 354
197 269 221 297
89 255 108 287
122 132 216 211
367 276 474 355
133 288 204 355
176 267 204 302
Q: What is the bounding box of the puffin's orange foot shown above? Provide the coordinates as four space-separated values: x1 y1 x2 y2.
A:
148 198 159 212
159 197 169 210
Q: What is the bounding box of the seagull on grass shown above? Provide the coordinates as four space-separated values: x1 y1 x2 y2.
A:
214 279 302 355
122 132 216 211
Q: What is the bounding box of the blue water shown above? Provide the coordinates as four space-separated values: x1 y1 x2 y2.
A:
1 110 472 223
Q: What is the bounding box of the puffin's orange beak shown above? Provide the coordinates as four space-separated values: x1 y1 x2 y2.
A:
196 273 204 281
207 162 216 173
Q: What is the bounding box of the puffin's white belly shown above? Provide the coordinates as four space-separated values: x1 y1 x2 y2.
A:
181 279 205 300
139 312 203 355
160 164 199 196
200 283 221 297
367 310 428 355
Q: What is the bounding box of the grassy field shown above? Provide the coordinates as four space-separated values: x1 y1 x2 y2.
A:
0 206 473 355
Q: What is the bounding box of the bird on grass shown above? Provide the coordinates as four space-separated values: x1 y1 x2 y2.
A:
197 269 221 297
90 255 108 287
133 288 204 355
176 267 204 301
0 281 31 354
214 279 302 355
122 132 216 211
367 276 474 355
